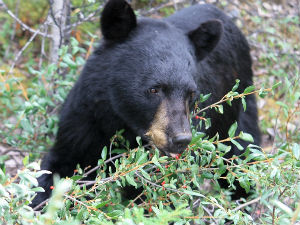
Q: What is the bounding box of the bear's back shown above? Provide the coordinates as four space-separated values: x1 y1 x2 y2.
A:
166 4 250 65
166 4 229 32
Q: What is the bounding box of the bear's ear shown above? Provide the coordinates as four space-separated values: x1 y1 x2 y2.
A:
188 20 223 61
100 0 137 40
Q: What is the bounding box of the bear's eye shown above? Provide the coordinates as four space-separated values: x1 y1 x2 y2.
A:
149 88 159 94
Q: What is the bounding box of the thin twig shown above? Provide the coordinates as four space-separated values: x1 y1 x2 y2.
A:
272 204 276 225
135 171 204 197
33 198 49 211
1 148 26 156
139 0 186 16
64 194 111 219
203 205 219 224
9 26 41 74
82 153 125 178
39 23 49 69
126 190 145 208
193 88 272 117
64 4 104 35
233 196 261 212
272 186 289 224
0 0 52 38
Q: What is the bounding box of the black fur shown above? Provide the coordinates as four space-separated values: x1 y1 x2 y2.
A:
100 0 137 40
30 1 260 207
188 20 223 60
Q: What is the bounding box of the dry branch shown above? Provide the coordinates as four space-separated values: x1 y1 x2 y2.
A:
0 0 52 38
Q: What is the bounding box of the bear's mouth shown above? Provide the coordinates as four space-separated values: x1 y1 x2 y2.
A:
147 141 183 158
169 152 181 158
143 132 186 158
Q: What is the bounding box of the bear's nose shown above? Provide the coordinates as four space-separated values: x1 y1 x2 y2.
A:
172 134 192 149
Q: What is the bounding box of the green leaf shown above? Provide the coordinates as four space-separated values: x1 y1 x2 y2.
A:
23 155 29 166
243 85 255 94
159 201 164 210
136 152 148 165
200 93 211 102
70 175 83 181
63 55 77 69
0 198 9 209
70 37 79 46
190 164 199 175
271 200 293 216
232 79 240 91
239 132 254 143
95 200 110 209
152 155 164 174
202 172 214 179
201 142 215 151
152 154 165 172
20 119 34 134
190 134 203 145
0 185 9 198
136 136 142 146
139 168 151 180
152 155 159 166
231 139 244 151
183 190 205 197
205 118 211 129
216 105 223 114
26 162 40 170
19 173 38 186
107 210 123 218
125 174 137 188
31 187 45 192
152 206 160 215
258 88 268 98
98 159 104 166
226 99 232 106
272 81 281 90
242 97 246 111
217 143 231 153
75 208 85 221
248 148 265 160
228 122 238 138
198 206 204 218
192 173 200 188
292 143 300 160
270 167 278 179
238 177 250 193
218 163 227 175
101 146 107 160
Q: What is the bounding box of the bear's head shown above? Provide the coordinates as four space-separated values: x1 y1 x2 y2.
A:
99 0 223 157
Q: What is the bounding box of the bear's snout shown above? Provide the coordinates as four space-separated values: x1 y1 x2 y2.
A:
172 134 192 150
145 98 192 155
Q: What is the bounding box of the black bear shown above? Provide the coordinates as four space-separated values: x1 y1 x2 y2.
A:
31 0 260 207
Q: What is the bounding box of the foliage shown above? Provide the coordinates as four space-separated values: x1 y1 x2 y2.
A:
0 0 300 224
0 37 88 157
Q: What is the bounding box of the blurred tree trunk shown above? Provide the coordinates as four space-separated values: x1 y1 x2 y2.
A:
49 0 70 64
